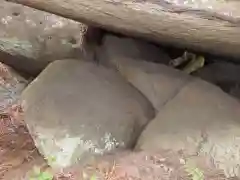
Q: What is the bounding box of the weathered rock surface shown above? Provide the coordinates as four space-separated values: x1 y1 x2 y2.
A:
136 78 240 177
21 59 154 169
97 34 190 111
97 38 240 178
0 1 88 75
0 62 28 113
103 57 192 112
97 34 170 65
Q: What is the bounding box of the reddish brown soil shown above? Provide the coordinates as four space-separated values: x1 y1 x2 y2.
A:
0 104 48 180
0 62 48 179
55 149 229 180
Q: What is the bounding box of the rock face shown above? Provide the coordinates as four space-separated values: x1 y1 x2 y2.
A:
21 59 154 169
0 1 88 75
97 34 190 111
97 34 170 65
97 36 240 178
135 78 240 177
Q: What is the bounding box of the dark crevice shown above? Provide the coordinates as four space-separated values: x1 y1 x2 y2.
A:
12 12 20 16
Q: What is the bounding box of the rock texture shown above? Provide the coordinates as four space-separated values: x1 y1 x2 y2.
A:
9 0 240 59
97 34 170 65
0 1 88 75
97 34 191 111
21 59 154 169
97 36 240 178
136 78 240 177
0 62 27 113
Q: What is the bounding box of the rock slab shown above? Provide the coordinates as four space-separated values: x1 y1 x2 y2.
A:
21 59 154 169
97 34 170 65
0 1 88 75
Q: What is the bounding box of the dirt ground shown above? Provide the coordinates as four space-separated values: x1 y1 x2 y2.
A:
0 62 48 179
0 103 48 179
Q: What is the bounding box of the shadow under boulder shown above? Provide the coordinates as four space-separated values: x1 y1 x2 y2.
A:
193 62 240 99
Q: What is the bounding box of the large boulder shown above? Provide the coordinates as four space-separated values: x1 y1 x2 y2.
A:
102 57 192 112
0 1 90 75
21 59 154 169
97 38 240 178
97 34 190 111
135 77 240 177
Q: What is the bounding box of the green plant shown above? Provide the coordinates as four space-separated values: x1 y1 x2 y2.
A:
46 155 57 166
29 155 56 180
82 171 97 180
90 174 97 180
29 166 53 180
185 162 204 180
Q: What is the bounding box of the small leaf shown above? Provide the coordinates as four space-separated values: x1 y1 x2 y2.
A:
47 155 57 164
39 171 54 180
90 174 97 180
185 162 204 180
182 56 205 74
